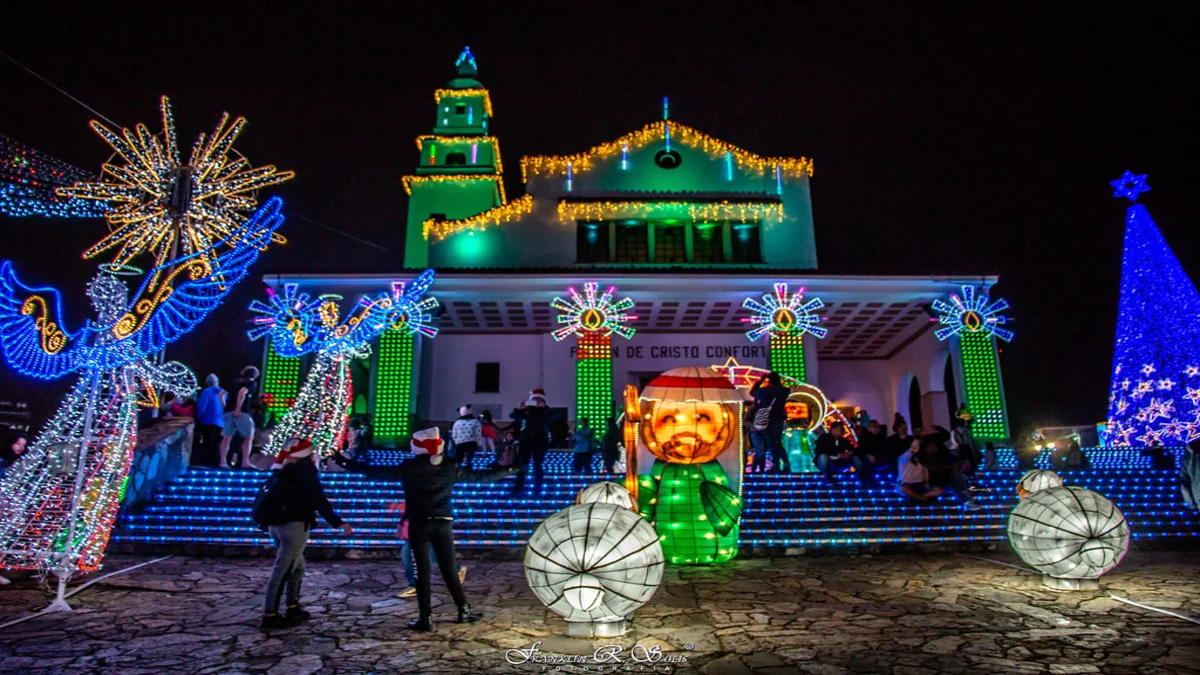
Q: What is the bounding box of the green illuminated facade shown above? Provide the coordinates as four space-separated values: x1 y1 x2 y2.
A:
262 47 1012 447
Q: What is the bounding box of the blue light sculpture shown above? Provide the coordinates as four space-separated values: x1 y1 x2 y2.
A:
248 270 439 458
1106 174 1200 446
931 285 1014 343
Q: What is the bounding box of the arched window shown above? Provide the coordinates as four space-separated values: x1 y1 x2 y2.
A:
445 152 467 166
908 377 924 431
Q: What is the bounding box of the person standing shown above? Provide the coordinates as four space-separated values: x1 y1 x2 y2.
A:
390 500 465 598
219 366 260 469
0 432 27 479
600 416 621 474
572 417 598 474
451 405 483 470
335 428 515 631
252 438 352 629
193 374 227 468
510 389 552 494
750 373 790 473
479 410 498 458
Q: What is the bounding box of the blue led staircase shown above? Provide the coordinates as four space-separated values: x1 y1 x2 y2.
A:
112 449 1200 554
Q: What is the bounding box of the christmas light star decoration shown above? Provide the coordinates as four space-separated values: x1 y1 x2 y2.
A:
1106 173 1200 446
58 96 294 270
252 270 439 459
931 285 1014 342
551 282 637 342
741 283 826 341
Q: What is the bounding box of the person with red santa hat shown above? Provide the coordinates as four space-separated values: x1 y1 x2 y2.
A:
333 427 516 631
509 388 552 495
252 437 353 629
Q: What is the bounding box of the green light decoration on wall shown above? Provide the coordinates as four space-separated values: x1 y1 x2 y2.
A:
959 331 1008 439
932 284 1013 440
741 283 826 382
373 327 415 443
769 330 806 383
552 283 637 424
262 342 301 421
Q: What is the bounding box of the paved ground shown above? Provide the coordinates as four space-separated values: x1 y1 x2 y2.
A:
1 550 1198 674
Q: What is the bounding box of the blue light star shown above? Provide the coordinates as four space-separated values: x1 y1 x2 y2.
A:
1111 171 1150 202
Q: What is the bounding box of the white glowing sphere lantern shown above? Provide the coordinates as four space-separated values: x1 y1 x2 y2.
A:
1007 486 1130 590
576 481 634 509
1016 469 1064 498
524 502 664 637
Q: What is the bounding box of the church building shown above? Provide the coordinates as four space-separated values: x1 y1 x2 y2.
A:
259 48 1013 447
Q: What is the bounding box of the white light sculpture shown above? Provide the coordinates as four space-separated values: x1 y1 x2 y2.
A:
1007 486 1130 590
1016 469 1064 498
524 502 664 637
576 481 634 509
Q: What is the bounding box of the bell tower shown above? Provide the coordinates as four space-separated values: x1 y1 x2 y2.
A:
403 47 506 268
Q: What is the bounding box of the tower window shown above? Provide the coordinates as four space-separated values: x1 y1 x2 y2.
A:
475 363 500 393
577 223 610 263
654 224 686 263
445 152 467 166
455 104 467 115
614 222 648 263
692 223 723 263
730 223 763 263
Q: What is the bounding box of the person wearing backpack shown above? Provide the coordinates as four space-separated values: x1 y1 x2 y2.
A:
252 438 353 629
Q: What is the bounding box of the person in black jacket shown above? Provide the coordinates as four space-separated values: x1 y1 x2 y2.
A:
600 417 622 474
814 423 854 485
334 427 516 632
253 438 352 629
750 373 791 473
510 389 552 494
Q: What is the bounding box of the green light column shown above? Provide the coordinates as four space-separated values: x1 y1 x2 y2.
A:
261 342 301 421
958 332 1009 440
576 331 612 425
768 330 806 382
373 328 415 444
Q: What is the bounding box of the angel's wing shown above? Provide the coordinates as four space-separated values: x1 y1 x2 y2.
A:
115 197 286 362
0 261 90 379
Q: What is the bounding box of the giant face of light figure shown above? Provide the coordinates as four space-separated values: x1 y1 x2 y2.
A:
639 400 736 464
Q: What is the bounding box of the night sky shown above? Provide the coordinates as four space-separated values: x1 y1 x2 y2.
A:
1 2 1197 437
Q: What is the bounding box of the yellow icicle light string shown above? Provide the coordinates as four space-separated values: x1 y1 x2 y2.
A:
414 135 505 177
401 174 508 205
434 88 494 118
422 194 534 240
557 200 784 225
520 121 813 183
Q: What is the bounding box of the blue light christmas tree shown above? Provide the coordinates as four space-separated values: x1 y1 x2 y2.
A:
1106 172 1200 446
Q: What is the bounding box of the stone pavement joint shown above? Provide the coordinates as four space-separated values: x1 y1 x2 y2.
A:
0 550 1197 674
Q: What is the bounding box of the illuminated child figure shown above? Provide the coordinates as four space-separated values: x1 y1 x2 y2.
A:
633 367 749 564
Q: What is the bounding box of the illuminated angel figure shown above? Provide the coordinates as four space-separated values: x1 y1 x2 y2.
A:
741 283 826 341
58 96 294 272
931 285 1014 342
551 282 636 341
254 270 439 459
0 199 285 602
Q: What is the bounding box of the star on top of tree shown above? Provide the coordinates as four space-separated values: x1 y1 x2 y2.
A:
1111 171 1150 202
